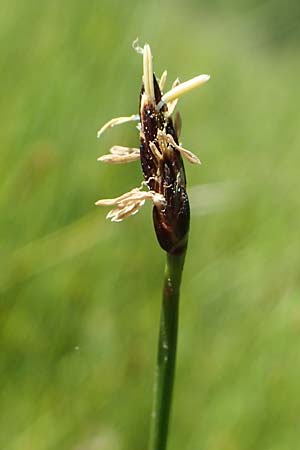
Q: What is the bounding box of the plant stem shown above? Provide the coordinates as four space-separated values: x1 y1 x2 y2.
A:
148 250 186 450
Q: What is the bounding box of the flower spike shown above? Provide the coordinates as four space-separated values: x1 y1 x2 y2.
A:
96 43 210 254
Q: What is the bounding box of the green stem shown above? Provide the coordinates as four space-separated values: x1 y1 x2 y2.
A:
148 250 186 450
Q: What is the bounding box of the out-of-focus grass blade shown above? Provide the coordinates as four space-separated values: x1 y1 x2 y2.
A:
0 213 112 293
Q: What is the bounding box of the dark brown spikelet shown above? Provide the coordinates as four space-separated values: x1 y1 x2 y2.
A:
139 75 190 255
96 43 209 239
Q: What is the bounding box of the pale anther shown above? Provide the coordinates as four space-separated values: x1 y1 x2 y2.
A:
98 146 140 164
149 142 163 161
97 114 139 138
166 78 180 116
157 130 201 165
159 70 168 91
162 74 210 104
95 185 166 222
143 44 155 101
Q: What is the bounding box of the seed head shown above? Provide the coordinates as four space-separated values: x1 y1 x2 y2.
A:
96 43 210 254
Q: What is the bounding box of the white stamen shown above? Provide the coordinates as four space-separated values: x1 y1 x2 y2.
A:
151 192 166 207
143 44 155 101
97 114 139 138
172 77 180 88
95 185 166 222
166 78 180 115
98 146 140 164
157 130 201 165
95 188 141 206
109 146 139 155
162 74 210 104
149 142 163 161
159 70 168 91
107 200 145 222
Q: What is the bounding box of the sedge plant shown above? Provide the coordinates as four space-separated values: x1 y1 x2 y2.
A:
96 42 210 450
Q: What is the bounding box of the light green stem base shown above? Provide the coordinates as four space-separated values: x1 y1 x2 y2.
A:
148 251 186 450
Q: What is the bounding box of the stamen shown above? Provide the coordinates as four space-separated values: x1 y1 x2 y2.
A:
107 200 145 222
162 74 210 104
149 142 163 161
97 114 139 138
109 146 139 155
95 188 141 206
95 185 166 222
143 44 155 101
165 78 179 115
159 70 168 91
157 132 169 155
98 146 140 164
157 130 201 165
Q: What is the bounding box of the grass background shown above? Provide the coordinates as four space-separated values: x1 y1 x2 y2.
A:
1 1 300 449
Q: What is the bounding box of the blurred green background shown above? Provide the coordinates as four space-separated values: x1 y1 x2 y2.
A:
1 1 300 449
